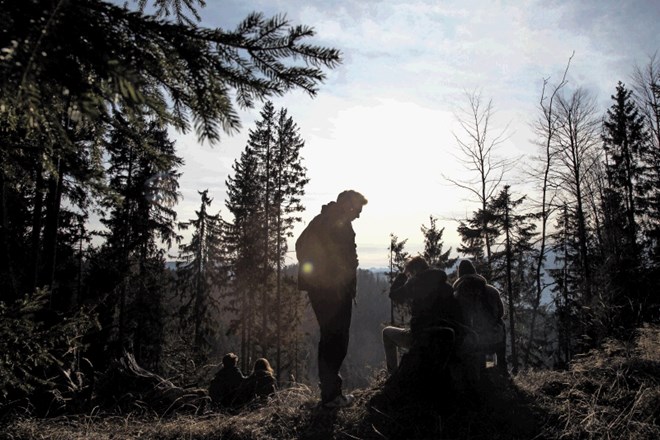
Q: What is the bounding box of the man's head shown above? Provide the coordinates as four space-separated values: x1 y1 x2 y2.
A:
222 352 238 368
336 190 368 221
457 259 477 277
404 256 430 278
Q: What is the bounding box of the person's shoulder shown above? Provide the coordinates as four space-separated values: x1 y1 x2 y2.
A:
243 373 257 384
430 268 448 280
226 366 244 378
304 203 336 230
417 267 447 282
319 201 339 217
485 283 500 294
303 213 323 230
454 273 486 288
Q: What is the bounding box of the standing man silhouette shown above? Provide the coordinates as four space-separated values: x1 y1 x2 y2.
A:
296 190 368 408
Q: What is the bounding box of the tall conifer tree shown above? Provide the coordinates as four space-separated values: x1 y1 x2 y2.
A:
489 185 537 371
177 190 227 366
95 112 182 369
601 82 650 328
421 215 455 270
225 102 308 376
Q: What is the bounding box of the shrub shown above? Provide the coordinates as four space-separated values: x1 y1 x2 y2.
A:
0 289 99 415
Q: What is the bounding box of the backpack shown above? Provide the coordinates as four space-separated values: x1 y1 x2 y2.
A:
454 276 502 348
295 223 318 291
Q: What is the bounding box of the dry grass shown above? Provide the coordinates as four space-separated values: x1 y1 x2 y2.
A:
4 325 659 440
517 324 660 440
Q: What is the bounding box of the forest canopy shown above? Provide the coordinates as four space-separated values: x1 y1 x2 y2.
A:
0 0 341 414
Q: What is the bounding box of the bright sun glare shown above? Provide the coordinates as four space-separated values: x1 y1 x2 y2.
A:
292 99 467 268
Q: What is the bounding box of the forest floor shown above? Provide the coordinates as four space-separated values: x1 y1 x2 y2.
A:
3 324 659 440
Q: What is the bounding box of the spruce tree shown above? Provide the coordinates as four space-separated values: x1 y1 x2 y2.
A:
421 215 455 270
224 146 264 370
249 102 277 360
601 82 650 328
456 208 498 278
269 107 308 380
1 0 341 149
176 190 227 367
225 101 308 377
602 82 648 256
387 233 410 326
548 204 589 365
95 112 182 369
489 185 538 371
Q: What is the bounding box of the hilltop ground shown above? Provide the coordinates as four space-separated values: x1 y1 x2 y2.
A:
4 325 659 440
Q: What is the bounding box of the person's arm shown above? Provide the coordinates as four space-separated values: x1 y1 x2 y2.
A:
332 223 358 295
388 273 409 302
486 284 505 320
391 270 445 302
268 375 277 393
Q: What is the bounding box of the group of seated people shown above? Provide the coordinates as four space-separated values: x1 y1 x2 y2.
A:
209 256 505 408
382 256 507 384
208 353 276 408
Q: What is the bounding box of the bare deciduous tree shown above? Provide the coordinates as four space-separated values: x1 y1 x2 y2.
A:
525 54 572 364
632 53 660 151
552 88 602 304
447 90 516 274
632 53 660 263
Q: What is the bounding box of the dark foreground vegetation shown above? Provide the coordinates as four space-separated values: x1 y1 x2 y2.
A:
4 325 658 440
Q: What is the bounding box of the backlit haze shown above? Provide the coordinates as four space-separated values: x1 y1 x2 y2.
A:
167 0 660 269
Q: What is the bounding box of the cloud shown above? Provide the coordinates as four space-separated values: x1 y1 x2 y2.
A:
170 0 660 267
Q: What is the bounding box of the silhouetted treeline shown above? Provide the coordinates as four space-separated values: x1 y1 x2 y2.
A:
444 63 660 372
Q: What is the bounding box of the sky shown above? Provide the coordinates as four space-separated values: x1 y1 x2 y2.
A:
165 0 660 269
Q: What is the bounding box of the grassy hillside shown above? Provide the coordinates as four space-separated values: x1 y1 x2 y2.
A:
4 325 658 440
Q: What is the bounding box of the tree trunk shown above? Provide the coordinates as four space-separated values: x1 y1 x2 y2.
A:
276 212 282 382
528 62 570 364
193 211 206 363
241 285 247 372
503 187 518 372
42 157 64 307
30 161 44 294
0 169 17 301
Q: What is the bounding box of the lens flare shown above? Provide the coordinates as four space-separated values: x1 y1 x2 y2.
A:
302 262 314 274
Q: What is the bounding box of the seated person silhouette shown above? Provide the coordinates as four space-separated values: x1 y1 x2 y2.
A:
453 259 507 377
208 352 245 408
383 256 462 374
242 358 277 402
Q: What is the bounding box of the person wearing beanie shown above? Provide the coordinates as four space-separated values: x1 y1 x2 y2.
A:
453 259 507 373
457 259 477 277
295 190 368 408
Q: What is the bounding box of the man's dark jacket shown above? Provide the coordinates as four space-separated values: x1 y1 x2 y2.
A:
453 273 505 347
389 268 463 335
296 201 357 298
208 365 245 407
